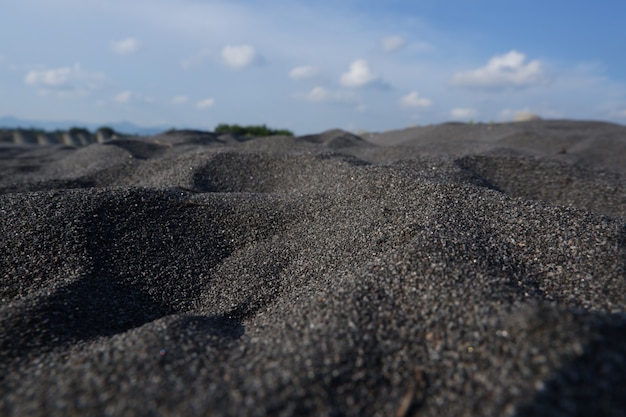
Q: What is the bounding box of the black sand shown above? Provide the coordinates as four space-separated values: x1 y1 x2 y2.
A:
1 120 625 416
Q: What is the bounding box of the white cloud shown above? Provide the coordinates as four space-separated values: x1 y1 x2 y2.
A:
24 63 106 97
298 86 356 103
114 90 133 103
450 50 550 89
307 86 332 102
196 98 216 109
110 38 141 55
340 59 380 88
381 36 406 52
25 69 69 87
399 91 432 108
114 90 152 104
172 95 189 104
289 66 320 80
221 45 258 69
451 107 478 119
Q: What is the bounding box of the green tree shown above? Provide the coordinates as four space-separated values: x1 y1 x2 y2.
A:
96 126 118 137
214 123 293 137
69 126 91 136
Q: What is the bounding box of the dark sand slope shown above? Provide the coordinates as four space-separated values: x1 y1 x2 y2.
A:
1 120 625 416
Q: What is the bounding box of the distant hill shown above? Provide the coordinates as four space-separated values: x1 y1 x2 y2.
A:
0 115 170 136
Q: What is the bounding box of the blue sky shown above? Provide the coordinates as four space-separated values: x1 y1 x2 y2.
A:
1 0 625 135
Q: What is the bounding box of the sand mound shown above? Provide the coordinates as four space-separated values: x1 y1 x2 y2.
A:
1 120 625 416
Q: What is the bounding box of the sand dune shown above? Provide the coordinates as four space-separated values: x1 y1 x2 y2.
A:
1 120 625 416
